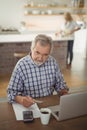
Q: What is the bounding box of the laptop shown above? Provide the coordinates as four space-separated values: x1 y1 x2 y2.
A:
48 91 87 121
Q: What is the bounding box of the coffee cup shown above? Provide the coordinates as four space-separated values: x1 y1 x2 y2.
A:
40 108 51 125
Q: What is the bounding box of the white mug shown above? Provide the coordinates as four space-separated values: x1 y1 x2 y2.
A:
40 108 51 125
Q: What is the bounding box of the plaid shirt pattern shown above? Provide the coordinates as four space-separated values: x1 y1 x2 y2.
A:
7 55 68 103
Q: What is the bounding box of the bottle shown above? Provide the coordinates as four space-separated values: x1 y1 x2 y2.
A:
71 0 75 7
75 0 79 7
79 0 84 8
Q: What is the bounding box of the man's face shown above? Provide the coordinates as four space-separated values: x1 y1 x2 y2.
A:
31 42 51 65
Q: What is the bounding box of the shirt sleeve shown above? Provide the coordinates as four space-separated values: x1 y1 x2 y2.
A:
7 64 24 103
54 63 69 93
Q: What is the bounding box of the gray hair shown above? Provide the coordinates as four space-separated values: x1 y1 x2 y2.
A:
31 34 53 54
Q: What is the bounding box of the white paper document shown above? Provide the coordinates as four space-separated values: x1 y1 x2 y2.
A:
12 103 40 120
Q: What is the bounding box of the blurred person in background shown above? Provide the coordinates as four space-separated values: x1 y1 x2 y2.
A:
56 12 80 68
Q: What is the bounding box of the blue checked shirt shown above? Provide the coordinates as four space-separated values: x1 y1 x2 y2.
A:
7 55 68 103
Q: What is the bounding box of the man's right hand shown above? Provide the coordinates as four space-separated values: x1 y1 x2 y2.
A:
15 95 34 107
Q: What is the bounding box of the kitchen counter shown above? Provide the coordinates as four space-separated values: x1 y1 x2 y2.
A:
0 33 73 43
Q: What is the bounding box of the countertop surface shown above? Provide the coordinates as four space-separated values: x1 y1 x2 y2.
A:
1 29 87 43
0 33 73 43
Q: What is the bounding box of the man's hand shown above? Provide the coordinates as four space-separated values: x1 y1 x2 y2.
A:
59 89 68 96
15 95 34 107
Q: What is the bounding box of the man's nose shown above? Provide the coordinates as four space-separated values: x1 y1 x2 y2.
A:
38 55 43 60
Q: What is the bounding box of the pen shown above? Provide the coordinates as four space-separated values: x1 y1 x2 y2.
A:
34 99 43 104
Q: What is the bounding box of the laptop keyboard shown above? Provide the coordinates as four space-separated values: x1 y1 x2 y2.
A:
48 105 60 112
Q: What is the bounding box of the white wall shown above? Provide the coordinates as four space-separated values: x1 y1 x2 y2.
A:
0 0 25 28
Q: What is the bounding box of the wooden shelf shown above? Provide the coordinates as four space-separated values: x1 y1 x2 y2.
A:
24 5 87 16
24 5 67 8
24 5 87 9
24 14 60 16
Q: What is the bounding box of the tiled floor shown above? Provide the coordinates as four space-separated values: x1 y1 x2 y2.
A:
0 53 87 98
